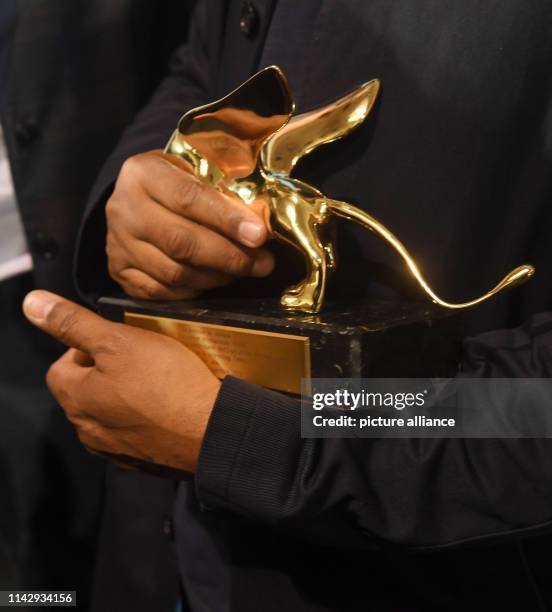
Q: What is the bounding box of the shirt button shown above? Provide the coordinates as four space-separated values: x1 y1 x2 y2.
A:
15 120 39 146
31 231 59 261
163 517 174 539
239 1 259 38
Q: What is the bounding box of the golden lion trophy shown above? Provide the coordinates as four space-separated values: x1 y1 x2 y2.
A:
166 65 533 314
100 67 534 392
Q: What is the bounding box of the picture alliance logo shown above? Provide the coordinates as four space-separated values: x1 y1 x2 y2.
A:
312 389 428 411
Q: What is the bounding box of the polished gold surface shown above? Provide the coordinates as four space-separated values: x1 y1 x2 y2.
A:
166 66 535 314
125 312 311 394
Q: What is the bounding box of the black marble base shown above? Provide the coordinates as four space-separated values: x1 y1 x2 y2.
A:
99 296 461 386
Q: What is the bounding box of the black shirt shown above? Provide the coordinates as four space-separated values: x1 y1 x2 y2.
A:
79 2 552 610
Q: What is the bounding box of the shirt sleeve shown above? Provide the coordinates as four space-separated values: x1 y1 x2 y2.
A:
196 312 552 550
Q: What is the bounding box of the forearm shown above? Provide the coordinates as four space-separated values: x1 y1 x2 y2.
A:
196 313 552 549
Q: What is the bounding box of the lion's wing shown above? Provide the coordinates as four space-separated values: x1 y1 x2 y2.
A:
261 79 380 175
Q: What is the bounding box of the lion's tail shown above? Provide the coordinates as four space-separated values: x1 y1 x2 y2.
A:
327 199 535 309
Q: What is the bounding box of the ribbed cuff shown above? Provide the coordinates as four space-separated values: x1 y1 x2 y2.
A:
195 376 301 517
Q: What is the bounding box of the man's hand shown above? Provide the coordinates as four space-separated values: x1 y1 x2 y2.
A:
23 290 220 474
106 150 274 300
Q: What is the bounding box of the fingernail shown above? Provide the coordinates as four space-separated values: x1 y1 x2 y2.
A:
238 220 264 246
23 291 57 321
252 251 275 277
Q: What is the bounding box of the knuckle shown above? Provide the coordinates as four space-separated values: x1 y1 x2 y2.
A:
106 245 126 280
162 262 185 286
179 287 202 299
139 280 166 300
120 154 143 179
105 233 118 261
221 208 243 233
105 196 128 230
96 329 127 358
225 249 253 275
191 273 225 291
119 152 161 187
105 231 114 253
45 363 61 394
46 364 73 412
76 421 103 447
164 227 197 261
120 282 141 299
173 176 204 214
49 304 80 343
105 196 119 222
107 259 121 283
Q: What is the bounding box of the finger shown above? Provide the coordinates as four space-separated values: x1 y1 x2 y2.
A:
124 242 234 289
115 268 202 301
133 202 274 278
111 220 273 283
46 349 97 417
134 153 268 247
96 451 143 471
22 290 114 355
108 230 234 289
108 458 139 471
65 347 95 367
107 195 273 279
82 445 137 471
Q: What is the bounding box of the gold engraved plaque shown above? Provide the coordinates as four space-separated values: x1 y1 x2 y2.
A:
125 312 311 394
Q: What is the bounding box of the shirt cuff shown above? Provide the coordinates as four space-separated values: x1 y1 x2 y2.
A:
195 375 300 516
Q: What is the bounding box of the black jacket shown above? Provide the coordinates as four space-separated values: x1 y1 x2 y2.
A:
78 1 552 610
0 0 193 601
2 0 192 300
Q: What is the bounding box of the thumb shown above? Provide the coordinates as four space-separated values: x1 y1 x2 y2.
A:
22 290 112 355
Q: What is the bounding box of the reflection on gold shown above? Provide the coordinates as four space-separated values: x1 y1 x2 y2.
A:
125 312 311 395
166 66 535 314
